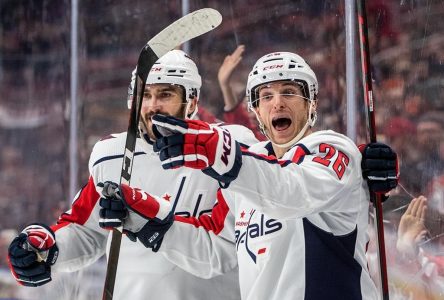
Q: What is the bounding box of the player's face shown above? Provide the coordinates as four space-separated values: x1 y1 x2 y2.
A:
254 81 311 145
140 83 190 140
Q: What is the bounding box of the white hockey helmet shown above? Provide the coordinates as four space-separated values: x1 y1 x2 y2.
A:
246 52 318 109
246 52 319 148
127 49 202 109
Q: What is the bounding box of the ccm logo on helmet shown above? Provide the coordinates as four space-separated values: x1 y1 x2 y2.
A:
151 67 162 72
262 64 284 71
220 129 232 165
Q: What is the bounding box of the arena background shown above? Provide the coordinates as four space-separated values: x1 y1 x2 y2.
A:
0 0 443 299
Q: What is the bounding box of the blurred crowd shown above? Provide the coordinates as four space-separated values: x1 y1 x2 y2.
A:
0 0 443 298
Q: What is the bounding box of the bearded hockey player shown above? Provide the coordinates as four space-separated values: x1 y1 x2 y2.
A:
7 50 259 300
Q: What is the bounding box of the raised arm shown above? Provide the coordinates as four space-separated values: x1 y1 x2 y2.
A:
151 115 365 219
218 45 245 111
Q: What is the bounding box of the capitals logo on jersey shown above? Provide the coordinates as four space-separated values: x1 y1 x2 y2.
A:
235 209 283 263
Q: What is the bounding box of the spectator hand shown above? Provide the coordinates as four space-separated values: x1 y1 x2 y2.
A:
217 45 245 87
152 114 242 185
397 196 428 260
98 181 173 249
360 142 399 194
8 224 59 287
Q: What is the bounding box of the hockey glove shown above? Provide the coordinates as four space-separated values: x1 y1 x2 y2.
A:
98 181 128 229
98 181 173 249
8 223 59 287
128 212 174 251
152 114 242 185
360 142 399 195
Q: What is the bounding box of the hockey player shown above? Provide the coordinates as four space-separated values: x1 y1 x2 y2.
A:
82 52 398 299
7 50 258 300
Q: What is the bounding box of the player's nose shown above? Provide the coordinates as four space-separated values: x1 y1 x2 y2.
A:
142 96 161 110
272 94 286 109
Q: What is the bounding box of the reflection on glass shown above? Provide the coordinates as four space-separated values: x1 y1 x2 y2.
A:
0 0 442 299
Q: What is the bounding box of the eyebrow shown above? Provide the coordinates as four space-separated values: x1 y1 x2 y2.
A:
158 87 177 93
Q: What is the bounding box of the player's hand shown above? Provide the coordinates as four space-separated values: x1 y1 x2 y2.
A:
98 181 173 249
129 213 174 251
152 114 242 185
360 142 398 195
8 224 59 287
98 181 128 229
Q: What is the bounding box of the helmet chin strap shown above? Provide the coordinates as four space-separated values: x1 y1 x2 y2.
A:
254 102 317 149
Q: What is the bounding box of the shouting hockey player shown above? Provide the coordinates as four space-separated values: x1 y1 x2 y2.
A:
144 52 397 299
7 50 258 300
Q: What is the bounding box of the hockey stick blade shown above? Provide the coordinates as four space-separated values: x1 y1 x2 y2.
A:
137 8 222 85
102 8 222 300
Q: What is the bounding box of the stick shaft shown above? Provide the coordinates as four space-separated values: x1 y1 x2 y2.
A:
356 1 390 299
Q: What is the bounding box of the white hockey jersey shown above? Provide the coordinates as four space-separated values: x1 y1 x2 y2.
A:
50 124 258 300
159 130 379 300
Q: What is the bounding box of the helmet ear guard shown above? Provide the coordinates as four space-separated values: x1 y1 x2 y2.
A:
308 104 317 127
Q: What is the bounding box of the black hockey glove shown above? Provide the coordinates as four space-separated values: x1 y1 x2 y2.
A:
126 212 174 251
8 223 59 287
98 181 173 250
98 181 128 229
360 142 399 197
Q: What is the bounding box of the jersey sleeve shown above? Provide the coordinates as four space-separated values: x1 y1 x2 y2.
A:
50 137 116 272
50 176 108 272
159 190 238 279
228 132 366 222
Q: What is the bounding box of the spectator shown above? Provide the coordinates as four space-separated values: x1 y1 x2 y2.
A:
414 112 444 194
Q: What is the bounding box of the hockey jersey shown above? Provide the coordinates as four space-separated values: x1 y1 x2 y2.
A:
159 130 379 300
50 124 257 300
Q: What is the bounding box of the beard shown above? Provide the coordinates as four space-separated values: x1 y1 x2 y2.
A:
140 104 187 140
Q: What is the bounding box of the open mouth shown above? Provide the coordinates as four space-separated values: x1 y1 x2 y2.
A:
272 117 292 131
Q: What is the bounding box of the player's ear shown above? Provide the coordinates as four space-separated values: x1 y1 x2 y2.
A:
310 100 317 111
187 97 198 117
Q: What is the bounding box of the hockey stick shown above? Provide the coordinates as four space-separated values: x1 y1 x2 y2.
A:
102 8 222 300
356 1 390 299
